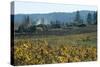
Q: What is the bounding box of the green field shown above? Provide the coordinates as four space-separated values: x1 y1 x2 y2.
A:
14 32 97 65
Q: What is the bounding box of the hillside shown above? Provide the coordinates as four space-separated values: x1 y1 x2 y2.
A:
12 10 96 24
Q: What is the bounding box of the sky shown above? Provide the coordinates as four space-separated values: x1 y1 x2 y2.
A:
12 1 97 14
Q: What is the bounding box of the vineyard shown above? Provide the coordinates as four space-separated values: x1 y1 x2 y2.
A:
13 32 97 65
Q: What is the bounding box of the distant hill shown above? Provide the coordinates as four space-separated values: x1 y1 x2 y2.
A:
11 10 96 30
12 10 95 24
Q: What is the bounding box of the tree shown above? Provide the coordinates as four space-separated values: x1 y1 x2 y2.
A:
93 12 97 24
55 20 61 28
26 15 29 22
18 25 25 33
24 15 32 28
28 25 36 32
50 20 61 28
87 13 92 24
50 21 54 28
74 11 81 24
18 15 33 33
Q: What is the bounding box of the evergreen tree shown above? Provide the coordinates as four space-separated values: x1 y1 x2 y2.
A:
87 13 92 24
93 12 97 24
74 11 80 24
24 15 31 27
18 25 25 33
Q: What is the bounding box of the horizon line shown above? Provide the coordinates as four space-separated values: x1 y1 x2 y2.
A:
11 10 97 15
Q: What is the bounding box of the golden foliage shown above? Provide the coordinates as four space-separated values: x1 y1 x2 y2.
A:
13 33 97 65
13 40 97 65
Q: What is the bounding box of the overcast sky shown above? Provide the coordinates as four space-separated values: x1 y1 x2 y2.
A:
12 1 97 14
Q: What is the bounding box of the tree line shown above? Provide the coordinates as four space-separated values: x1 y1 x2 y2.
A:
15 11 97 33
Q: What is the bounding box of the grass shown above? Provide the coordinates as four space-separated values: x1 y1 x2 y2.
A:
13 32 97 65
